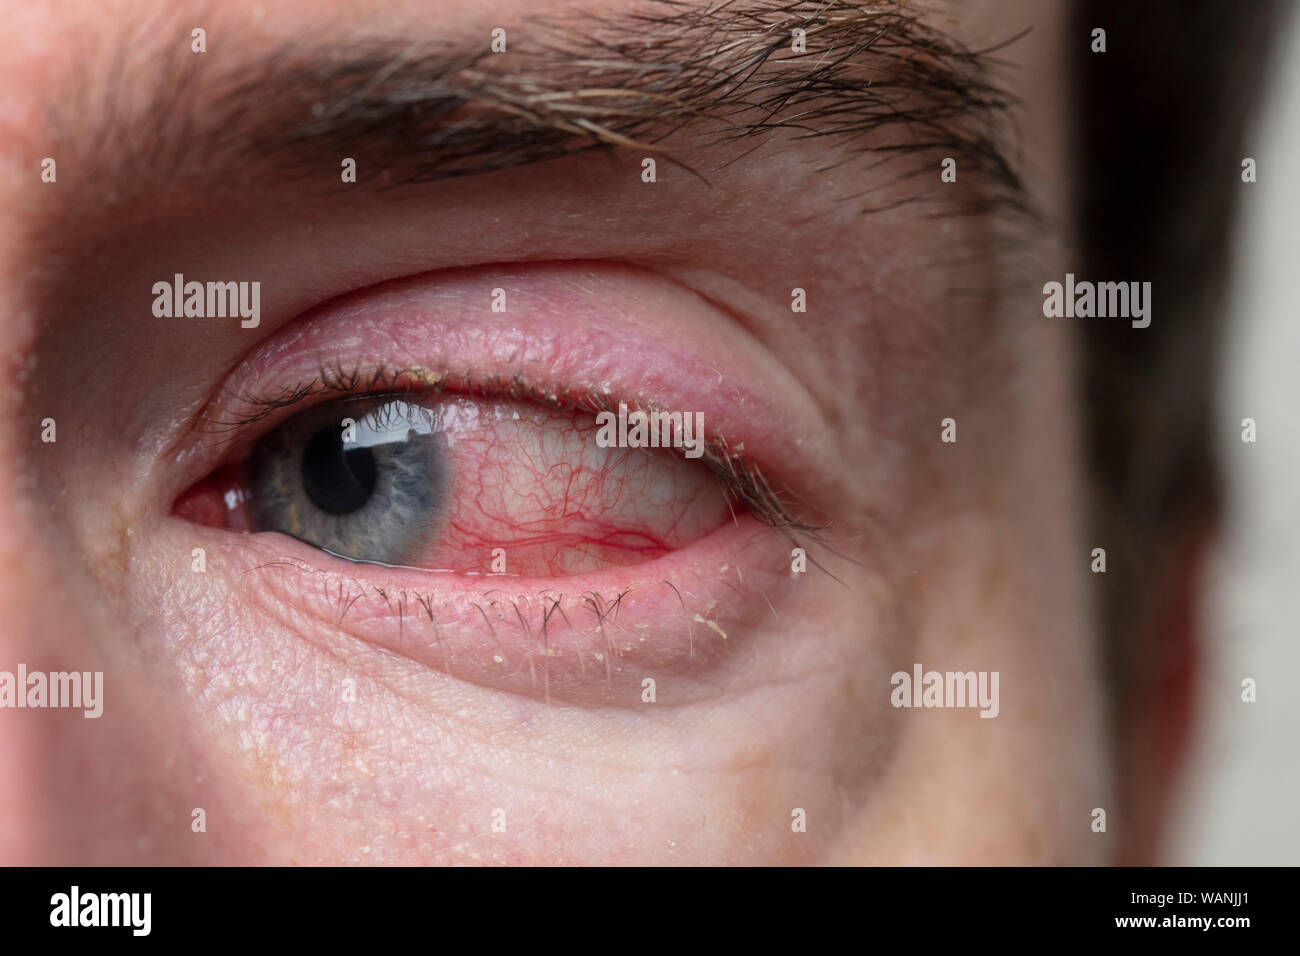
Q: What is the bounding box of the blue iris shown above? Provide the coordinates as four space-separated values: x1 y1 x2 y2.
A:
248 396 447 565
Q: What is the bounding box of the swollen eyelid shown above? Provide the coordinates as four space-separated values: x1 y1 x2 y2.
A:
182 393 735 577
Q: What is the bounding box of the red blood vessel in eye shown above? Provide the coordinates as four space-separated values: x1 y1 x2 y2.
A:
422 399 728 576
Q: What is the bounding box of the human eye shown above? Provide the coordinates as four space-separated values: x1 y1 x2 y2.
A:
168 265 825 705
191 385 737 573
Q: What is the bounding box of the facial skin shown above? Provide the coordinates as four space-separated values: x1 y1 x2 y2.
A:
0 0 1149 864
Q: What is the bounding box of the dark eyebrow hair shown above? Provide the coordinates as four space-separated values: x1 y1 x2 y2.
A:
52 0 1029 218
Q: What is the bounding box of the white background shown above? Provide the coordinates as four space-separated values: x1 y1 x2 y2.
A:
1167 12 1300 865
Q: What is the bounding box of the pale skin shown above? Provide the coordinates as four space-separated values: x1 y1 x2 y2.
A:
0 0 1190 864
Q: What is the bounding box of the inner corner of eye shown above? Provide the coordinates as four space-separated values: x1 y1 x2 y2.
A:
174 393 736 576
173 462 250 529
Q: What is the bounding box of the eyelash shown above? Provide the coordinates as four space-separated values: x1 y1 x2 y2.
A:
203 360 822 543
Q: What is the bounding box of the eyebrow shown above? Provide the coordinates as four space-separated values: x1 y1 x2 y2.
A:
50 0 1028 217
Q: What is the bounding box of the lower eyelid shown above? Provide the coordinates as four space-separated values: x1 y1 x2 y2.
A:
199 510 795 705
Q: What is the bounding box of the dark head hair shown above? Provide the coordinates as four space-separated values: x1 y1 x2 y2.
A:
1070 3 1288 709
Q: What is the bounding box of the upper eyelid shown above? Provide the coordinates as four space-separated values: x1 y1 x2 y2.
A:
167 260 838 544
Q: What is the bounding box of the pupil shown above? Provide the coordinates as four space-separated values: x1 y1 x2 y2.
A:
301 426 377 514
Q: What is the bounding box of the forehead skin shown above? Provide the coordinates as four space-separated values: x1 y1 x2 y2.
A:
0 0 1096 865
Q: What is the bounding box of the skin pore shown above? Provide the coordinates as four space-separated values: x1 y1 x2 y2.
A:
0 0 1153 865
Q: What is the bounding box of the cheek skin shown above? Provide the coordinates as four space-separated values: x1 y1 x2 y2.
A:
826 312 1105 865
122 514 900 864
837 515 1105 865
0 504 280 865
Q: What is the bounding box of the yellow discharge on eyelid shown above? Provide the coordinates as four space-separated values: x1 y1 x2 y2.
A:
403 367 443 389
694 614 727 640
